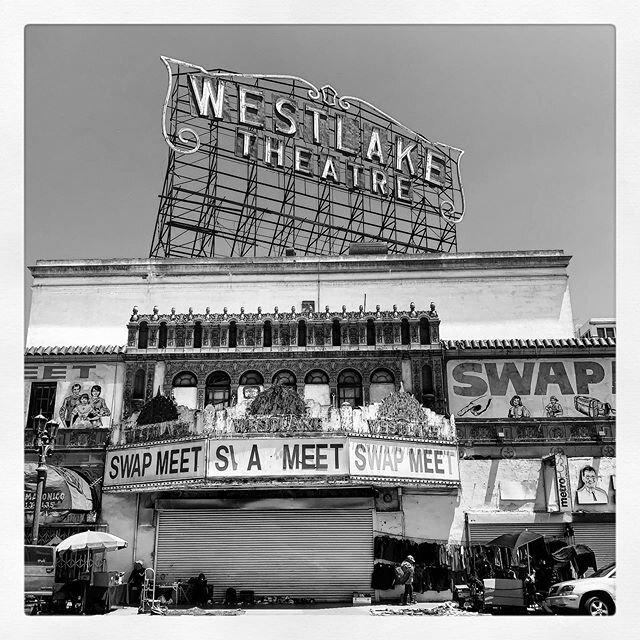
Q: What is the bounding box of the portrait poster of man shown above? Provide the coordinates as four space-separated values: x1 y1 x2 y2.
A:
575 465 609 505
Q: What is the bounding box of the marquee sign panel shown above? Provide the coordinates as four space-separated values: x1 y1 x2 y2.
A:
151 56 465 259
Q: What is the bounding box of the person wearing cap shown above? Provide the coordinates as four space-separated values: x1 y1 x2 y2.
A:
128 560 146 605
399 555 416 605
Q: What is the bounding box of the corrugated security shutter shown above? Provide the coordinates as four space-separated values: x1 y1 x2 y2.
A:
573 523 615 570
469 523 566 544
155 509 374 602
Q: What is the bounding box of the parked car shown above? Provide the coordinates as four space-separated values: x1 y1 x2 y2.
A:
543 563 615 616
24 545 57 614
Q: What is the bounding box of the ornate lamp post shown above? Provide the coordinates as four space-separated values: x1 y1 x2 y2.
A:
31 415 59 545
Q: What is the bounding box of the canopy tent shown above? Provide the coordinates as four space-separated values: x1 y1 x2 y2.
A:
550 543 597 574
24 464 93 523
485 529 546 574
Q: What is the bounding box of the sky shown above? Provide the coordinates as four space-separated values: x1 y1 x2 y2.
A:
24 24 615 332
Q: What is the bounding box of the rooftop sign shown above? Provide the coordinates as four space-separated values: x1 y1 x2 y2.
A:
151 56 465 259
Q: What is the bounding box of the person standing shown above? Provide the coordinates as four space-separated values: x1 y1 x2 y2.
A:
399 555 416 605
59 383 82 427
128 560 146 606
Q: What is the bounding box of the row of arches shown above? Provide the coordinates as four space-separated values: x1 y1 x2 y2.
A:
137 317 433 349
132 365 435 409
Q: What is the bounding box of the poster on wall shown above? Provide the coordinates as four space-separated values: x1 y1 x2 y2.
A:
446 358 615 419
24 362 117 428
568 458 615 511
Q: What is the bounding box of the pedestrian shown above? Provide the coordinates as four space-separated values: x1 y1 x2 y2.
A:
128 560 146 605
398 555 416 605
190 572 209 608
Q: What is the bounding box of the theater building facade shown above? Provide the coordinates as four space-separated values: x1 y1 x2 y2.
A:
24 249 615 601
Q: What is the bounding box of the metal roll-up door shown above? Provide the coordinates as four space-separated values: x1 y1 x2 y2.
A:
469 522 566 544
155 509 374 602
573 523 615 569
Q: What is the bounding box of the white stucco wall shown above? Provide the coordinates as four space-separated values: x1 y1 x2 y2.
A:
27 251 574 346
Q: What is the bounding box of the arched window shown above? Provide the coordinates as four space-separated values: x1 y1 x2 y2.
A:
205 371 231 409
239 370 264 386
193 321 203 349
171 371 197 409
297 320 307 347
332 319 342 346
337 369 363 407
137 322 149 349
272 370 296 387
304 369 329 384
228 321 237 348
370 368 394 384
366 319 376 346
158 322 168 349
422 364 435 408
172 371 197 387
419 317 431 345
401 318 410 345
132 368 146 399
263 320 272 347
370 368 396 403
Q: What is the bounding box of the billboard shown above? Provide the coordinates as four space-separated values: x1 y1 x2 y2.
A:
151 56 465 258
447 358 615 419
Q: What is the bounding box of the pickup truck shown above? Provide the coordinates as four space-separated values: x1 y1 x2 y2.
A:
24 545 56 614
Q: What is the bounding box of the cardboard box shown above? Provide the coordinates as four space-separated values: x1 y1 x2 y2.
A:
352 592 373 605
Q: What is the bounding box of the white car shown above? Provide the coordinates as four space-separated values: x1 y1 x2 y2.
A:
544 563 615 616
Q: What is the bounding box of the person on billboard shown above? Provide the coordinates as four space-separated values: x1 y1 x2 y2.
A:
59 383 82 427
544 396 564 418
88 384 111 426
508 395 531 418
70 393 95 428
575 465 608 505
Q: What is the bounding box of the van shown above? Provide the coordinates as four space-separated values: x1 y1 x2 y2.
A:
24 545 56 597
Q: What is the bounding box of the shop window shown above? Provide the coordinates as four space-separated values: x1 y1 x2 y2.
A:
422 364 435 407
304 369 329 384
272 370 296 387
205 371 231 409
132 369 146 400
137 322 149 349
366 319 376 346
401 318 410 345
337 369 363 407
171 371 198 409
228 321 237 348
263 320 272 347
26 382 57 429
419 317 431 345
297 320 307 346
239 370 264 386
158 322 168 349
193 322 203 348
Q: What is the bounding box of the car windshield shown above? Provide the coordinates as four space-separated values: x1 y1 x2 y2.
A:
589 562 615 578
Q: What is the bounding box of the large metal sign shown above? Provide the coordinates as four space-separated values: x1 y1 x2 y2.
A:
151 56 465 258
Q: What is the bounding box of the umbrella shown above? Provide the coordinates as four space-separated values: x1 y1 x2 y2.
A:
485 530 545 574
56 530 128 553
485 530 544 550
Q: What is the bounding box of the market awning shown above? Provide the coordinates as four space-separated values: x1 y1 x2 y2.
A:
24 463 94 513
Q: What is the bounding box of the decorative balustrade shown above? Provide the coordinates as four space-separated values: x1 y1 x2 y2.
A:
24 427 111 449
109 408 457 447
455 418 615 445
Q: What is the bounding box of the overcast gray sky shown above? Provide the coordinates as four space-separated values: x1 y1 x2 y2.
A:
25 25 614 332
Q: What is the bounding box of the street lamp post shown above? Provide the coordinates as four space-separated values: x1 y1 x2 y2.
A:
31 415 59 545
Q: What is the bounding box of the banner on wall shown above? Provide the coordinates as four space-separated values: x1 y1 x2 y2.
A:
104 439 208 488
446 358 615 419
349 437 459 482
207 437 350 478
25 362 117 428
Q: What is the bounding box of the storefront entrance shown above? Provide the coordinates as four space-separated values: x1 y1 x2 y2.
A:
155 508 374 602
